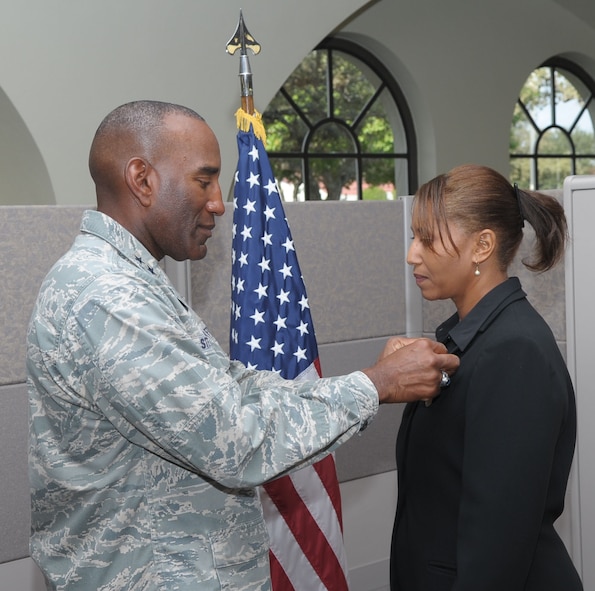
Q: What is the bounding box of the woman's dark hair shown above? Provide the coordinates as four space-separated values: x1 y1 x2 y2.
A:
411 163 567 272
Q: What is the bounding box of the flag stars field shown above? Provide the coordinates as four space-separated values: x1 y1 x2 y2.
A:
230 128 318 377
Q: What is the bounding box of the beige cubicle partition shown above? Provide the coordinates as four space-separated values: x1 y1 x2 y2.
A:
564 175 595 588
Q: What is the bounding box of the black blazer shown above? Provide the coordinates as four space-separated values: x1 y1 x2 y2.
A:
390 278 582 591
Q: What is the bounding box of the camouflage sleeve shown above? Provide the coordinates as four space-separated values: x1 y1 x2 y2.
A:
61 275 378 488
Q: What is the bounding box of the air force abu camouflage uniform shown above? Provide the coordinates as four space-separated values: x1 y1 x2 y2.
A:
27 210 378 591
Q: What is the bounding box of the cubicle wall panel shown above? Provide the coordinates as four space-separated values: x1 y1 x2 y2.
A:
284 201 406 344
509 223 566 343
0 383 30 563
564 176 595 586
0 195 574 586
190 202 408 483
189 210 234 350
320 337 403 481
191 201 407 352
0 206 86 385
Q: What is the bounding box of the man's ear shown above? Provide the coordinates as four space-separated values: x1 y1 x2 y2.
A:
475 229 496 263
125 157 154 207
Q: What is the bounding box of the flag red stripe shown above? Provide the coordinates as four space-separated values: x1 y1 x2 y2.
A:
269 550 296 591
313 455 343 531
265 472 349 590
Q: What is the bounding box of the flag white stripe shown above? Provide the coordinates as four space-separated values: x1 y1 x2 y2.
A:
290 464 349 575
290 361 350 574
259 484 325 590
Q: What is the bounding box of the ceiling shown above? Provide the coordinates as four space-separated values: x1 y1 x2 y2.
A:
554 0 595 30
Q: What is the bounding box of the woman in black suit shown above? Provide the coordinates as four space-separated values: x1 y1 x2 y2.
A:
390 164 583 591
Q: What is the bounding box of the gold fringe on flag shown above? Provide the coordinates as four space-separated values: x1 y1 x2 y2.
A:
235 108 267 146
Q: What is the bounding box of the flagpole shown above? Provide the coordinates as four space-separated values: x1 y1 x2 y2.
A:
226 16 350 589
226 9 261 117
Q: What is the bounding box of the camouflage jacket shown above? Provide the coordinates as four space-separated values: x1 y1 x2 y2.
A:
27 210 378 591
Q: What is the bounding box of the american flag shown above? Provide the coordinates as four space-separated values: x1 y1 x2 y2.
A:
230 110 349 590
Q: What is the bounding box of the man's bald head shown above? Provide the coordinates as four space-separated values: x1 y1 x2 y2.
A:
88 100 205 198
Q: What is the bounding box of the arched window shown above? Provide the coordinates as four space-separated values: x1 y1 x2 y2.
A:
510 57 595 189
262 38 416 201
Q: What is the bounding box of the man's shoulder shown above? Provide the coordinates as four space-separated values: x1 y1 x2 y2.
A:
44 236 114 288
33 235 135 324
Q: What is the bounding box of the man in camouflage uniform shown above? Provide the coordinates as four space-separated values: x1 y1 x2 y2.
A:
27 100 458 590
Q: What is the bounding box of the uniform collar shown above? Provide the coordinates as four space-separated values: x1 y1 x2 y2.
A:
435 277 526 354
80 210 164 278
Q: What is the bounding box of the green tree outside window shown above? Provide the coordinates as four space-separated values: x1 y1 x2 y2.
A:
263 39 416 201
510 58 595 190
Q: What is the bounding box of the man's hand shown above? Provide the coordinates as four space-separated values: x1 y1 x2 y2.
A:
362 338 459 403
375 336 420 358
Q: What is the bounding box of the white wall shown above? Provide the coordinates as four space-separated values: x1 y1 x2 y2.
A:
2 0 595 206
341 472 398 591
341 0 595 182
0 0 372 205
0 560 45 591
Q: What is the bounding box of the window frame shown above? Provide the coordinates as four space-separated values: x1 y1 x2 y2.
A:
510 57 595 189
263 37 417 200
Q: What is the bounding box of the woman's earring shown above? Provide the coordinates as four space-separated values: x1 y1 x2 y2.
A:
474 262 480 276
